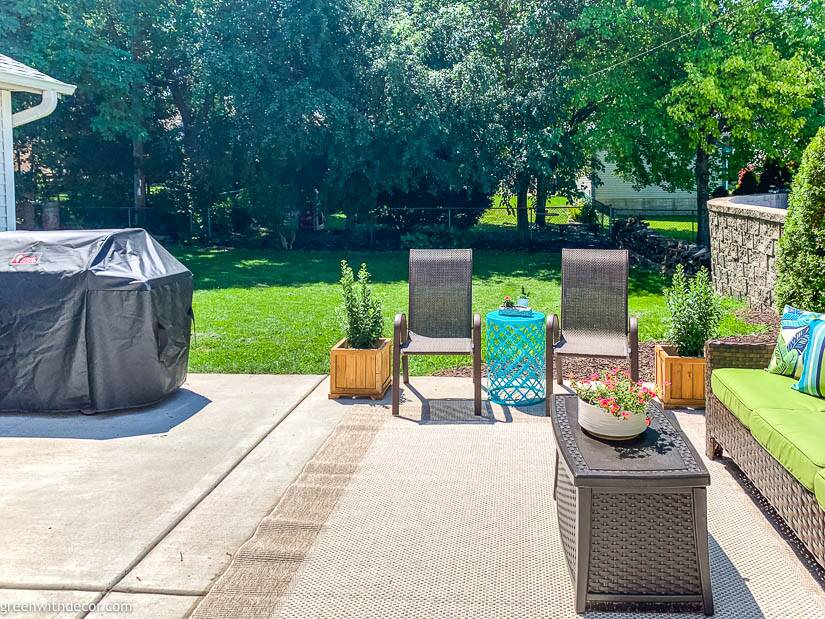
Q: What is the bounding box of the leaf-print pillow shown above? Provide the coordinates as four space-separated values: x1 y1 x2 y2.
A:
766 306 825 378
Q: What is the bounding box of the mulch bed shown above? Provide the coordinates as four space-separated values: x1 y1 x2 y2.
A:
433 310 779 384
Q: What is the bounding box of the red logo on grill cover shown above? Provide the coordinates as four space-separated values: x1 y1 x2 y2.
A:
9 253 40 266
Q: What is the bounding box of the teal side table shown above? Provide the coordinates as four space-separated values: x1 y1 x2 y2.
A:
485 310 546 405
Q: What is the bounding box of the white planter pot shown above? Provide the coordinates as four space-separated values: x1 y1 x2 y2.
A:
577 398 647 440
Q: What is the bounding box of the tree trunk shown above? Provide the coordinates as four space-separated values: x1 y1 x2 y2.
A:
535 176 548 228
516 183 530 244
133 138 147 217
695 145 710 247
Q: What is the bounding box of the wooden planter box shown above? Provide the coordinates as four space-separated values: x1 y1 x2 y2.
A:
329 338 391 400
655 344 706 408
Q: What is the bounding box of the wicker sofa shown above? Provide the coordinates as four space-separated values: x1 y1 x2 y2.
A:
705 339 825 567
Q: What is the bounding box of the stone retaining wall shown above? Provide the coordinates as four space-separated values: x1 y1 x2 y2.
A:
707 194 787 311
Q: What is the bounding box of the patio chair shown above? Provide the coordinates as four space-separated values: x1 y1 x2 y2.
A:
392 249 481 416
546 249 638 412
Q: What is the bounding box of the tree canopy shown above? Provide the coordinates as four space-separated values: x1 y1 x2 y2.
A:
577 0 823 245
1 0 822 243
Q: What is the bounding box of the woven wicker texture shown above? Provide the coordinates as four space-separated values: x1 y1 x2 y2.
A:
588 492 700 595
555 457 578 575
401 332 472 355
705 340 825 567
559 248 628 352
408 249 473 339
205 394 825 619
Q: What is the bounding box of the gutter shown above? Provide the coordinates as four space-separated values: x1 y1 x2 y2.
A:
12 90 59 128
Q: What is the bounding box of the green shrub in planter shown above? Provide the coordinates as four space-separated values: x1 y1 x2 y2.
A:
337 260 384 349
776 128 825 312
664 265 723 357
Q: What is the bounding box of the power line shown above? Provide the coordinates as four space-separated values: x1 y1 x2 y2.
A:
577 5 742 82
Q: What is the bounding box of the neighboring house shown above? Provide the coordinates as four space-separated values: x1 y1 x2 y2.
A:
579 158 696 216
0 54 75 232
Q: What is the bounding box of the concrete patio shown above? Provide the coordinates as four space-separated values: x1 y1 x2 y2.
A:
1 376 825 618
0 374 340 617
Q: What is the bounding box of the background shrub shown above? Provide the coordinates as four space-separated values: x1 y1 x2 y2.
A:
567 198 599 225
776 128 825 311
733 167 759 195
375 187 489 231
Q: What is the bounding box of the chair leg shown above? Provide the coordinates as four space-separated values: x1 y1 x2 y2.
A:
556 355 564 385
392 343 401 417
629 316 639 382
473 315 482 415
402 356 410 384
546 349 553 416
546 315 557 417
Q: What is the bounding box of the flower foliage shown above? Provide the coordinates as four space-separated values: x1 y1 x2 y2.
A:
571 369 656 421
664 265 722 357
338 260 384 349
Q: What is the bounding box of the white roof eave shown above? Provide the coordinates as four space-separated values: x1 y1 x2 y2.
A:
0 54 76 96
0 75 76 96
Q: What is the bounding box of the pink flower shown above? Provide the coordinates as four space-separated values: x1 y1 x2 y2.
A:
589 373 600 381
645 417 651 426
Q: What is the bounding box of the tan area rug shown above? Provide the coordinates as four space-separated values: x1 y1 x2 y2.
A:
191 408 386 618
194 398 825 618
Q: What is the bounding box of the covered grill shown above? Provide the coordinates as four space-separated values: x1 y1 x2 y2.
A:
0 229 193 413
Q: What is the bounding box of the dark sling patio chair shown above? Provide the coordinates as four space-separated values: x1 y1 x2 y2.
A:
392 249 482 416
546 248 638 414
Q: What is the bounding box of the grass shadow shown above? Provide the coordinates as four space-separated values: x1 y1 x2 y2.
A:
174 246 666 296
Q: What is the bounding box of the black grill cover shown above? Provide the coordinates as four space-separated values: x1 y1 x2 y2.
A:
0 229 193 413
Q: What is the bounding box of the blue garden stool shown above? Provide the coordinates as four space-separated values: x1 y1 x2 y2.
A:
485 310 546 405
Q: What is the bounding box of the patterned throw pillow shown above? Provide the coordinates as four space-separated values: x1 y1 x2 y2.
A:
767 305 825 378
794 319 825 397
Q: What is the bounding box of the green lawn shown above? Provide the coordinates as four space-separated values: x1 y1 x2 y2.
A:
176 248 765 375
478 195 570 228
639 215 697 242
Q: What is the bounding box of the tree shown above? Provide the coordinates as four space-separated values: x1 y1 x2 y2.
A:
775 128 825 312
578 0 822 246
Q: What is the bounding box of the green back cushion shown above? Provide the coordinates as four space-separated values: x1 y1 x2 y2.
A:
794 318 825 397
767 305 825 378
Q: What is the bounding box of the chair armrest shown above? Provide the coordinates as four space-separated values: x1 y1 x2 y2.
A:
472 313 481 349
704 339 774 373
394 313 408 346
628 316 639 380
546 313 559 347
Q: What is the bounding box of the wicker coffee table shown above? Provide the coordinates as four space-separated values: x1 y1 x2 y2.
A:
552 394 713 615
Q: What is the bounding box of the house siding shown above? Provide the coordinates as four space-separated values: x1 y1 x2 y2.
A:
0 90 14 231
581 159 696 215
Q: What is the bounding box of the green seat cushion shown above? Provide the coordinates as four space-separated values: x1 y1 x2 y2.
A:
814 471 825 512
750 408 825 491
710 368 825 428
